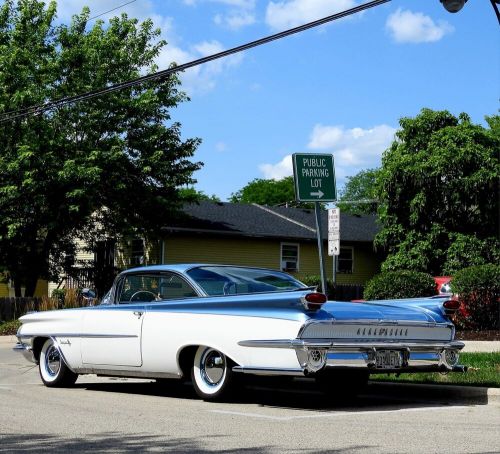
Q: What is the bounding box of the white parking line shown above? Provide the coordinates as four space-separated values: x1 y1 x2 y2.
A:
209 405 472 421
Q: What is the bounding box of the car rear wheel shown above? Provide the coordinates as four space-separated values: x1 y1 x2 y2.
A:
191 346 235 401
39 338 78 387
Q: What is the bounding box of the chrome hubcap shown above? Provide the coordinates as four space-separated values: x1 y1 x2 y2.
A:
45 345 61 377
200 349 225 386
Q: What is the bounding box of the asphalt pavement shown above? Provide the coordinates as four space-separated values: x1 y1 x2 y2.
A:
0 337 499 453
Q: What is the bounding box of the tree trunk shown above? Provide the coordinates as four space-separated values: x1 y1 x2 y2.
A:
14 279 22 297
24 274 39 298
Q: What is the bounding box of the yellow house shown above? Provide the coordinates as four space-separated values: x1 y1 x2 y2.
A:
132 202 382 285
37 202 382 297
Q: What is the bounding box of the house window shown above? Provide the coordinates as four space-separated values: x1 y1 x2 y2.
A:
337 247 353 274
130 238 144 266
281 243 299 272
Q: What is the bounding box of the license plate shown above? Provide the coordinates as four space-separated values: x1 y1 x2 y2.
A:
375 350 403 369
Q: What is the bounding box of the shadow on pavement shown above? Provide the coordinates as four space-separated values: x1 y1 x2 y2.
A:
73 376 489 411
0 433 372 454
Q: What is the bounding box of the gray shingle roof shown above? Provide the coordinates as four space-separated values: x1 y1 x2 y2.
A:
162 201 378 242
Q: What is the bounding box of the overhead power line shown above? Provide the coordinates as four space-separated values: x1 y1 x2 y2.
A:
0 0 390 124
88 0 138 22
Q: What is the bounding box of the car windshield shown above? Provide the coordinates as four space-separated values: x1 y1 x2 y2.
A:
186 266 306 296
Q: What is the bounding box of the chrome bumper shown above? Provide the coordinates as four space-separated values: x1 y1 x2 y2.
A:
13 341 37 364
238 339 466 374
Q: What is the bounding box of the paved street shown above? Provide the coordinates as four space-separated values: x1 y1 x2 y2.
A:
1 341 499 453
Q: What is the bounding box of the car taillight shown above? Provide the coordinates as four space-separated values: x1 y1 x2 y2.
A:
302 292 327 310
443 299 460 315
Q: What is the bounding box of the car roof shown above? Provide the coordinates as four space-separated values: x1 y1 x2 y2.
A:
121 264 277 275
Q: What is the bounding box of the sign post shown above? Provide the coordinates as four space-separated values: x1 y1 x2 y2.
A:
328 208 341 286
292 153 336 295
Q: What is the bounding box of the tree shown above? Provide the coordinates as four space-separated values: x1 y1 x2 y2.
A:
179 187 221 203
375 108 499 275
230 176 296 206
337 168 379 215
0 1 201 296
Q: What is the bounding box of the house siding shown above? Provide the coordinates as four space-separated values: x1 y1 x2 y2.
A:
0 279 48 297
163 234 379 285
164 235 280 269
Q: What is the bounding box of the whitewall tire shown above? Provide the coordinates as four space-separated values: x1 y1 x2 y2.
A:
191 346 235 401
39 338 78 387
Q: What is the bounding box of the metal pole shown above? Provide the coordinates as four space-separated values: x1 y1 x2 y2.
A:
314 202 327 295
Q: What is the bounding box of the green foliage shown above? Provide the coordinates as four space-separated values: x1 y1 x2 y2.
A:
0 1 201 296
451 264 500 330
178 187 221 203
230 176 296 206
363 270 435 300
230 176 318 208
299 275 335 299
443 234 500 275
51 288 66 306
375 108 499 275
337 168 380 215
0 319 21 335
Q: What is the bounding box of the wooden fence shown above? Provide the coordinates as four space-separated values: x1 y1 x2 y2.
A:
0 297 43 322
331 284 365 301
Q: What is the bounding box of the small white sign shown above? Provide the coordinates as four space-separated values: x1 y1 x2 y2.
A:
328 239 340 256
328 232 340 241
328 208 340 233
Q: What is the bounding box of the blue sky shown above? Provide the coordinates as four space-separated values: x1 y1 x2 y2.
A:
57 0 498 200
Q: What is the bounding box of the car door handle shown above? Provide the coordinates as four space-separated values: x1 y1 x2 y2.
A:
133 311 143 318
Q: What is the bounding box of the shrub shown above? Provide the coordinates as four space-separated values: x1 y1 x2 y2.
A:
0 319 21 335
364 270 435 300
300 275 335 299
451 264 500 331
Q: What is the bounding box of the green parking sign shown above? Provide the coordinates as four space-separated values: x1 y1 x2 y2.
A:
292 153 336 202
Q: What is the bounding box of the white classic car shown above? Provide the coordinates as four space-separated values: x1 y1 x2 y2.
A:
15 264 466 400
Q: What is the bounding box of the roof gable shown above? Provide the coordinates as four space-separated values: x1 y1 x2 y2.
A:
162 201 379 242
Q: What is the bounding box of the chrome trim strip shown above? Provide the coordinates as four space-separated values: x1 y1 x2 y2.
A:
238 339 465 350
232 366 304 376
72 368 181 379
49 336 77 373
17 333 138 339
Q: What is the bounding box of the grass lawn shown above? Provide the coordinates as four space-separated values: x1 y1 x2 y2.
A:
370 352 500 388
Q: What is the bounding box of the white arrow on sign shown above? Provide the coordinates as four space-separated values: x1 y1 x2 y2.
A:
310 190 324 198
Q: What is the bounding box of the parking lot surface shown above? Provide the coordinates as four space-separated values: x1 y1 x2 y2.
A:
1 341 499 453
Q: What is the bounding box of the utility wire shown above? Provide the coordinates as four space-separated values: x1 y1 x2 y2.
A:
88 0 138 22
0 0 390 124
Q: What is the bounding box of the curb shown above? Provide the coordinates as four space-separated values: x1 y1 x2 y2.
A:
0 335 16 344
370 381 500 404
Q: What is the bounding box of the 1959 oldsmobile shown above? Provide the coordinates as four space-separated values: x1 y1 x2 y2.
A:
15 264 466 401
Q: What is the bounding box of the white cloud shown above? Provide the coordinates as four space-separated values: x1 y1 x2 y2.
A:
214 11 256 30
259 155 293 180
186 0 255 6
54 1 243 96
386 9 454 43
215 141 228 152
265 0 356 30
259 124 396 185
156 37 244 94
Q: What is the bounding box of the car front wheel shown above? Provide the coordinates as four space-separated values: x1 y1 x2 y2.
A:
39 338 78 387
191 346 235 401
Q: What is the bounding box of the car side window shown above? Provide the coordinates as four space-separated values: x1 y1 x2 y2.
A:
157 274 198 300
118 273 197 303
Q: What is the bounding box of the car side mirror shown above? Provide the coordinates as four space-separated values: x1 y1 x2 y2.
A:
82 288 97 306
